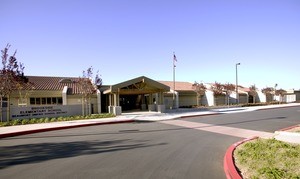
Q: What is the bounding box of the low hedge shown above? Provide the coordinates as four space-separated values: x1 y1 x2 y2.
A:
0 113 115 127
241 101 287 107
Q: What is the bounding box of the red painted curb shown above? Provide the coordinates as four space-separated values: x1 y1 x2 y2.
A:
224 137 258 179
0 119 134 139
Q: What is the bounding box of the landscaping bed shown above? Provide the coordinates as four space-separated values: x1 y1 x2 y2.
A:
234 138 300 178
0 113 115 127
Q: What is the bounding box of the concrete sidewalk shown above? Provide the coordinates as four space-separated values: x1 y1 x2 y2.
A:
1 103 300 141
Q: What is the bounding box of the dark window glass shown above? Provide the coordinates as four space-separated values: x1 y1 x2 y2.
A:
47 98 51 104
42 98 46 105
2 97 8 107
30 98 35 105
36 98 41 105
58 97 63 105
52 97 57 104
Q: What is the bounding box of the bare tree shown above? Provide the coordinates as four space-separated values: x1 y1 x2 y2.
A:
78 66 102 115
223 83 235 105
16 80 35 106
0 44 28 121
248 85 258 103
192 81 207 106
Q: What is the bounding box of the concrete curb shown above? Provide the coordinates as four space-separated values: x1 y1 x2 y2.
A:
223 136 258 179
277 124 300 132
180 112 219 119
256 104 300 111
0 119 134 139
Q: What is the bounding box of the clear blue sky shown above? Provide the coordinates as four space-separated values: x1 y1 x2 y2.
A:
1 0 300 90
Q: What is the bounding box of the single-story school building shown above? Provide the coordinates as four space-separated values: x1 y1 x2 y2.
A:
2 75 297 121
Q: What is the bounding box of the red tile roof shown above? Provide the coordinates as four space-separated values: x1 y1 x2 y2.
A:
158 81 195 91
25 76 97 94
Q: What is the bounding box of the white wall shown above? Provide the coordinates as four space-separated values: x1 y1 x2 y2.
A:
284 94 296 103
257 91 266 103
202 90 214 106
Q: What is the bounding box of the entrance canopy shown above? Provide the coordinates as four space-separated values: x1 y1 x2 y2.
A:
103 76 170 95
103 76 170 114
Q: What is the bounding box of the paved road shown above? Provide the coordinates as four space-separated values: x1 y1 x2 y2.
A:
0 106 299 179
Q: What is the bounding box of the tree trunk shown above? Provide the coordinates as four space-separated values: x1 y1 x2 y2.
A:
214 96 217 106
88 96 91 115
6 95 10 122
0 96 2 122
199 95 202 106
82 96 85 116
227 94 230 107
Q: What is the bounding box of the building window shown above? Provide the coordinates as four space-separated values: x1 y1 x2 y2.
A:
29 97 63 105
36 98 41 105
41 98 46 105
47 97 51 104
1 97 8 107
52 97 57 104
58 98 63 105
30 98 35 105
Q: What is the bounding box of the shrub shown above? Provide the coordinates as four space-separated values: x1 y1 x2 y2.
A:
29 118 37 124
1 113 115 127
57 117 64 121
38 118 45 123
2 122 11 126
50 118 57 122
21 119 29 125
12 119 22 126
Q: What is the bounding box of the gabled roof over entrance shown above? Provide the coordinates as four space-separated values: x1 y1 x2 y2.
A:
103 76 170 95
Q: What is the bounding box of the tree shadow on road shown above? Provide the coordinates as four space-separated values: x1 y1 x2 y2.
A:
0 139 167 169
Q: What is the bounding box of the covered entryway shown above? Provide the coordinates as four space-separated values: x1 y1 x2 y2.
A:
103 76 170 115
120 95 147 111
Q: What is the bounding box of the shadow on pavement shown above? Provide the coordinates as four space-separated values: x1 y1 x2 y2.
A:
0 139 167 169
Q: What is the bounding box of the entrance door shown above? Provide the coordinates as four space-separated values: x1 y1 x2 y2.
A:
120 95 141 111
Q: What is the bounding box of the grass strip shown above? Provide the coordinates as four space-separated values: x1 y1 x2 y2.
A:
234 138 300 179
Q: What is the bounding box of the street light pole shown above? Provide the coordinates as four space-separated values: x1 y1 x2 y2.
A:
236 63 241 104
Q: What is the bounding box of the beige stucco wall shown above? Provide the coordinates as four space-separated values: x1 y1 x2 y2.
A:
178 91 197 107
239 94 248 104
214 95 226 106
9 90 99 114
9 90 62 106
163 93 173 109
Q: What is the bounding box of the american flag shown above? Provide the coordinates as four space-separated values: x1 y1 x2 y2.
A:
173 53 177 67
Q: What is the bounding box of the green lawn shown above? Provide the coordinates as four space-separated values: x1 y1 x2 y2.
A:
234 138 300 179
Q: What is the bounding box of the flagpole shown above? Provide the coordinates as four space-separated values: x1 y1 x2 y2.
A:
173 52 176 109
